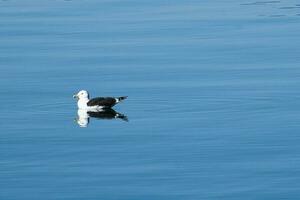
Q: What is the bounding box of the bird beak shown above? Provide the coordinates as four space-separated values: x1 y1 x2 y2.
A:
73 94 78 99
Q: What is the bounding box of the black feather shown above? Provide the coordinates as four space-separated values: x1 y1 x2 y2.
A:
118 96 128 101
87 97 117 108
87 109 128 122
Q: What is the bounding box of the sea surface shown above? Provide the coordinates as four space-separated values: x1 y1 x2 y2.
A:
1 0 300 199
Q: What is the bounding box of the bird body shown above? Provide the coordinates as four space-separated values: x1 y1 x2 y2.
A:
73 90 127 110
76 108 128 127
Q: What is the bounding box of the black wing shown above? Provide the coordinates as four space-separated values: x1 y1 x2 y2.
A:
87 109 128 121
87 97 117 108
87 109 118 119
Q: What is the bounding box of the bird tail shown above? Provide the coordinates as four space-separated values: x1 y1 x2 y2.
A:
118 96 128 102
117 114 129 122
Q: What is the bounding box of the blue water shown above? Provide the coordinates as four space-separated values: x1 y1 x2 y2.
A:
1 0 300 199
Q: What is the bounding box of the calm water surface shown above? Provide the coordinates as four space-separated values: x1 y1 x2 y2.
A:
1 0 300 199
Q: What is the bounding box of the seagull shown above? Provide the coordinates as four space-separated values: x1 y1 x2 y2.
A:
76 108 128 127
73 90 128 110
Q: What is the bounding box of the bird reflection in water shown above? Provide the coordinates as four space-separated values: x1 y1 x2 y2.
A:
75 108 128 127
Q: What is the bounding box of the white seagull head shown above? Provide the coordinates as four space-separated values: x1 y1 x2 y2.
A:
76 109 89 128
73 90 89 100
